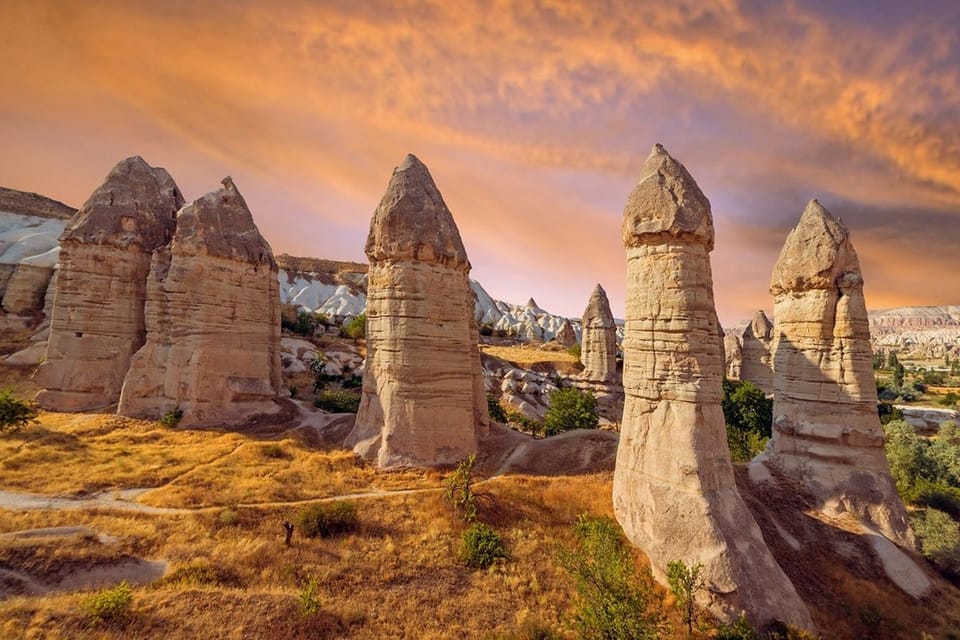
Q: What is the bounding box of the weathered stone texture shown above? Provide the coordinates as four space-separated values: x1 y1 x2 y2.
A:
118 178 283 426
579 284 619 384
34 157 183 411
347 154 488 468
756 199 914 548
739 309 774 393
613 144 811 629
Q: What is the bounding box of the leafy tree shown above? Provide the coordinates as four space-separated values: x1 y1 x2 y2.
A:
444 455 479 522
910 508 960 580
0 390 39 433
722 380 772 462
342 313 366 340
556 515 663 640
887 351 900 369
893 361 906 389
884 420 938 496
543 388 599 437
567 342 582 359
872 351 884 370
487 394 508 423
666 559 704 633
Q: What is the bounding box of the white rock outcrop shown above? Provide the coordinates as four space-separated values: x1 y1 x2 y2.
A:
613 144 811 629
346 154 488 468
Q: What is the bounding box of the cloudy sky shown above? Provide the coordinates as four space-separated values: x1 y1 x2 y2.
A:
2 0 958 325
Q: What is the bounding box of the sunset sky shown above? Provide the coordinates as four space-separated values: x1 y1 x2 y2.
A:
2 0 958 326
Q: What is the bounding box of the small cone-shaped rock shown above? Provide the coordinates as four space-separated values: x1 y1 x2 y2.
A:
554 318 578 348
739 309 774 393
756 199 915 548
613 144 812 629
117 177 283 426
579 284 619 384
346 154 488 468
35 157 183 411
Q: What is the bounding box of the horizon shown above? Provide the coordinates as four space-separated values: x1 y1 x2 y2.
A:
2 1 958 327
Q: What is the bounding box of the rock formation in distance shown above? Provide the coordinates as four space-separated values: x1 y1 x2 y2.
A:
755 199 915 548
34 156 183 411
613 144 812 629
574 283 623 422
118 177 283 426
739 309 774 393
346 154 488 468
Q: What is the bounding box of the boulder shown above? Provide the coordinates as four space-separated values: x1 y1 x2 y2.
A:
34 157 183 411
346 154 488 467
613 144 812 629
117 177 283 426
754 199 916 550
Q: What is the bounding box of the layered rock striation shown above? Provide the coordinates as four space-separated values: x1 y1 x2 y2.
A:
755 199 914 547
613 144 811 629
34 157 183 411
346 154 488 468
574 283 623 423
118 178 283 426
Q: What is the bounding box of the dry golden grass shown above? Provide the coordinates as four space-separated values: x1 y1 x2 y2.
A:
481 344 578 368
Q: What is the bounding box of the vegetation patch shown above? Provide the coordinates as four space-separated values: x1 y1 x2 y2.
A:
543 388 599 437
314 390 361 413
0 388 39 433
296 501 359 538
460 523 507 569
85 581 133 622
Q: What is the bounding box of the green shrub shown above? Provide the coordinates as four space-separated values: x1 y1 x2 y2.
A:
567 342 582 359
910 508 960 579
217 508 240 527
282 309 324 336
444 455 478 522
715 614 758 640
314 390 360 413
296 501 358 538
722 379 771 462
0 389 39 433
505 409 544 437
160 407 183 428
666 559 704 633
85 581 133 622
543 388 599 437
556 515 663 639
910 480 960 519
342 313 366 340
487 395 508 423
877 402 904 425
460 523 507 569
299 577 323 616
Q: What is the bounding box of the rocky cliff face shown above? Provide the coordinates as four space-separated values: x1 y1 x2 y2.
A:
613 144 811 629
34 157 184 411
117 178 283 426
347 155 488 468
755 199 916 549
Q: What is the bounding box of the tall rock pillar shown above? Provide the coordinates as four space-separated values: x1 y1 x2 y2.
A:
739 310 774 393
757 199 914 547
613 144 811 628
575 283 623 422
35 157 183 411
346 154 488 468
118 178 283 426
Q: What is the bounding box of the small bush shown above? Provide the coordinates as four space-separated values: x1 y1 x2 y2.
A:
460 523 507 569
282 309 326 336
158 560 242 588
299 577 323 616
505 409 544 437
445 455 478 522
160 407 183 428
217 508 240 527
341 313 366 340
666 559 704 633
715 614 758 640
487 394 508 423
85 581 133 622
543 388 599 437
261 443 288 459
911 508 960 579
0 389 39 433
296 501 358 538
567 342 582 359
314 390 361 413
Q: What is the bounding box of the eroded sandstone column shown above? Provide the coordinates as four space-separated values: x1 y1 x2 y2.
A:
35 157 183 411
613 144 811 629
346 154 488 468
579 284 619 384
756 199 914 547
118 177 283 427
739 309 774 393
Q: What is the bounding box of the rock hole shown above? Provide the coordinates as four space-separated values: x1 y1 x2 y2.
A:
74 331 83 338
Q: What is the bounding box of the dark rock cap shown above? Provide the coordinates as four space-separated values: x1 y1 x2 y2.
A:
62 156 184 250
622 144 713 250
365 154 469 269
172 176 276 267
770 199 862 295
